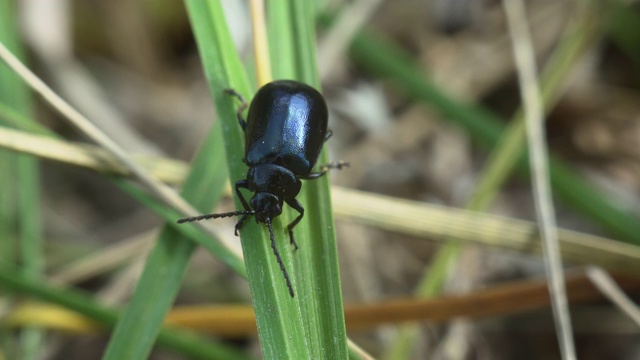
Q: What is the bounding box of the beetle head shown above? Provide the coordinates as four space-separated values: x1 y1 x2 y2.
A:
250 192 283 223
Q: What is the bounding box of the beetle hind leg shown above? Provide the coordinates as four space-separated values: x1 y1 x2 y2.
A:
324 129 333 142
321 160 349 171
224 88 248 132
302 160 350 180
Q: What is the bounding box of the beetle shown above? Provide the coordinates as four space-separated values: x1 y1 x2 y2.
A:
177 80 347 297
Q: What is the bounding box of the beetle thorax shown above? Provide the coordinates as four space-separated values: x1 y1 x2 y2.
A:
246 164 302 199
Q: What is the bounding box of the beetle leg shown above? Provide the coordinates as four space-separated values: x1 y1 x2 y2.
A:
284 198 305 250
235 180 251 210
301 160 350 180
324 129 333 142
234 217 249 236
224 88 248 132
234 180 251 235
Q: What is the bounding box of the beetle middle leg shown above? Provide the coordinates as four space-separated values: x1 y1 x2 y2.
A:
224 88 248 132
302 161 350 180
284 199 306 250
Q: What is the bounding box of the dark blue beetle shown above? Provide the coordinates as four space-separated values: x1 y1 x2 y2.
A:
178 80 347 297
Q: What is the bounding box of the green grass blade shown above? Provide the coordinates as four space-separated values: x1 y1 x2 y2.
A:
112 178 247 277
0 101 246 276
264 1 350 358
0 137 17 258
288 2 320 85
0 61 246 359
0 0 40 274
286 2 348 359
102 120 231 360
187 1 348 358
0 1 44 358
187 1 311 358
267 2 295 79
102 1 251 356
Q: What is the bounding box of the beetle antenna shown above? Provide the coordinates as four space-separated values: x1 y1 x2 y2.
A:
177 210 255 224
266 217 295 297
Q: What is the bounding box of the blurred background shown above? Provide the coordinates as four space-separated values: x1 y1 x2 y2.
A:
1 0 640 359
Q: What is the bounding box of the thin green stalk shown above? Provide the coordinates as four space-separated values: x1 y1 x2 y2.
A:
375 3 607 359
420 0 601 297
0 1 44 359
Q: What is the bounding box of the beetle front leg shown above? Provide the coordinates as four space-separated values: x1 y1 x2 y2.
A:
234 179 251 235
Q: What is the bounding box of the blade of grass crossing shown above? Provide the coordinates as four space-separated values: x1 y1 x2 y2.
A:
103 98 243 359
112 178 247 276
0 111 247 359
0 93 247 277
102 132 229 360
103 1 250 357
